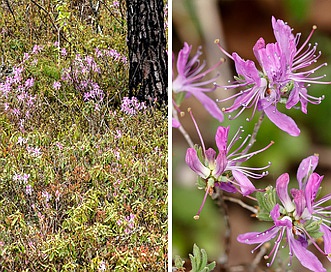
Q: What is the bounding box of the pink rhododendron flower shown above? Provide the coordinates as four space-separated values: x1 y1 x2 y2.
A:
186 126 272 218
173 42 224 122
217 16 330 136
238 155 331 271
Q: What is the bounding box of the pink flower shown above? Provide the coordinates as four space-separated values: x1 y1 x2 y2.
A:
217 16 330 136
239 155 331 271
173 42 224 122
32 45 43 54
53 81 61 90
186 126 272 218
238 204 327 271
61 48 67 57
186 126 272 196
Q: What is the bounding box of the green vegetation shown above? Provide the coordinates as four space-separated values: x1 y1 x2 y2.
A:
0 1 167 271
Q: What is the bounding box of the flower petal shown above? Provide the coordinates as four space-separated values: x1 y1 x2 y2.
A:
185 148 210 179
289 234 326 272
320 224 331 262
237 226 279 244
271 16 296 64
232 53 261 84
172 117 181 128
305 173 323 214
297 155 319 189
270 203 281 222
176 42 192 75
216 182 237 194
276 173 295 213
232 170 256 196
212 152 227 178
215 126 229 152
253 37 266 67
191 91 224 122
291 188 306 218
264 105 300 136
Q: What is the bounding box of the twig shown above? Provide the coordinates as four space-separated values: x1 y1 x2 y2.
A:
253 243 267 266
4 0 16 23
242 112 265 155
212 187 231 266
29 0 70 45
172 106 194 148
223 195 257 214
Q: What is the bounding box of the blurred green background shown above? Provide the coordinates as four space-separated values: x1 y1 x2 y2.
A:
172 0 331 271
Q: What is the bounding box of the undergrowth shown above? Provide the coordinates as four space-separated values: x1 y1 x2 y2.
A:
0 1 168 271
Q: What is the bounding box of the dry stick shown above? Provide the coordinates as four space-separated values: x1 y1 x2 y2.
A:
172 106 194 148
242 111 265 155
29 0 70 45
212 187 231 267
223 195 257 214
4 0 16 22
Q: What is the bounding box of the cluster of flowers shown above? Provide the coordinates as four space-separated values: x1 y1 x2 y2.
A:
116 213 136 235
0 39 130 131
56 46 128 112
14 136 44 197
238 154 331 271
94 47 128 64
60 53 105 111
0 61 37 131
120 96 147 115
173 16 331 271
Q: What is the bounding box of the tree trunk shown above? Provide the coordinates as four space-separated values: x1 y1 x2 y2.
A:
126 0 168 106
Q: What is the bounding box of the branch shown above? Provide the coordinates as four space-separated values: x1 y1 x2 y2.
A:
212 187 231 266
172 106 194 148
223 195 257 214
242 111 265 155
29 0 70 45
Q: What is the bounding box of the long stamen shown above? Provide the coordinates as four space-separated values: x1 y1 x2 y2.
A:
298 91 324 105
228 129 250 158
189 109 206 153
214 39 234 60
227 126 244 151
194 185 211 220
295 25 317 56
233 165 270 179
187 58 224 83
300 226 328 256
216 89 249 103
314 193 331 206
266 228 285 267
232 141 274 162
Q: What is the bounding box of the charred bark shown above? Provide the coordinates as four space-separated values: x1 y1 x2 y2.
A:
126 0 167 106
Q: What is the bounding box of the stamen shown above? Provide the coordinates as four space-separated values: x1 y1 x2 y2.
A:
214 39 234 60
296 25 317 56
188 109 206 153
194 185 211 220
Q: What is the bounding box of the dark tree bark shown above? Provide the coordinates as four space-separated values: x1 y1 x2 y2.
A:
126 0 168 106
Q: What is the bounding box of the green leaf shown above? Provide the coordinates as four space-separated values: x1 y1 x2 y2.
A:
303 219 324 239
174 255 185 268
256 186 276 221
197 176 206 189
199 248 208 270
193 244 201 269
206 262 216 270
188 244 216 272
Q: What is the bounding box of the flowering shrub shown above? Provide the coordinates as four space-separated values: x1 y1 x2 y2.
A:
0 1 167 271
120 96 147 115
173 16 331 271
